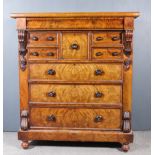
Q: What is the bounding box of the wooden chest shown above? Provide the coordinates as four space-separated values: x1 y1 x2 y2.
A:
11 12 139 151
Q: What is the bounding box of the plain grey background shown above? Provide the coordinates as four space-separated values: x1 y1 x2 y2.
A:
3 0 151 131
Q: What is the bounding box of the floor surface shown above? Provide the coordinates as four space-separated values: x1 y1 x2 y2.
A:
3 131 150 155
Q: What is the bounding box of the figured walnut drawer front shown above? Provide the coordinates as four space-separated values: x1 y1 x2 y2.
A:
92 32 122 45
62 32 88 59
26 17 124 29
92 48 123 60
28 48 58 60
28 31 58 47
30 108 121 130
29 63 122 81
30 84 122 103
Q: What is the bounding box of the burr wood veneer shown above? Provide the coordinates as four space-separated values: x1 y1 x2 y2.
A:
11 12 139 151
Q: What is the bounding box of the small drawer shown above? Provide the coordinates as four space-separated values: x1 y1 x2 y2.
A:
30 84 122 104
29 63 123 81
28 48 58 60
28 31 58 47
92 32 122 45
62 32 88 59
30 107 121 130
92 48 123 60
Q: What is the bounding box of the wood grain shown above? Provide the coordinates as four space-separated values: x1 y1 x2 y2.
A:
29 102 122 109
18 130 133 143
92 31 122 45
16 18 26 29
30 108 121 129
11 12 140 18
91 48 123 60
123 29 133 112
28 31 58 47
124 17 134 30
30 84 122 103
28 47 58 60
29 63 123 81
26 18 124 30
62 32 88 59
18 30 29 111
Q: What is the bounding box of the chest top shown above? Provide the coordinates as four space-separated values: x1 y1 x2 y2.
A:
11 12 139 30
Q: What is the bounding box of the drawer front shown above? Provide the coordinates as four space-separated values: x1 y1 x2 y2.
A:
28 31 58 47
27 18 124 29
92 32 122 45
92 48 123 60
62 32 88 59
30 108 121 130
28 48 57 60
30 84 122 103
29 63 122 81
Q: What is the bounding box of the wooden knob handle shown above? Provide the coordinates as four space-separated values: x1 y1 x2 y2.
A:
96 52 103 56
95 91 103 98
47 69 56 75
32 36 38 41
112 36 120 41
112 52 119 56
47 115 56 121
47 52 54 56
95 69 104 75
96 36 104 41
71 43 79 50
30 52 39 56
47 91 56 97
47 36 54 41
94 115 103 122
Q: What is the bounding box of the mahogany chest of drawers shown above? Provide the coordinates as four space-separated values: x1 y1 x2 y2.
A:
11 12 139 151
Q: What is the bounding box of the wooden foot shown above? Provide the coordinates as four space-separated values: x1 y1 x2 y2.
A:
121 143 130 152
21 141 29 149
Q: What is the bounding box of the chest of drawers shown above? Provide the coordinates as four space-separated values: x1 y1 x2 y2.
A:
11 12 139 151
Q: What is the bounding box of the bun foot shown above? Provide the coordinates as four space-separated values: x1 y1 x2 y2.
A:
121 143 129 152
21 141 29 149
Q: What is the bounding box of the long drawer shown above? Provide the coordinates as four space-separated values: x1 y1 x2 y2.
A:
30 84 122 104
29 63 123 81
30 107 122 130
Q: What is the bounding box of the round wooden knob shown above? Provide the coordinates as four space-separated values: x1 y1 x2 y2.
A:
30 52 39 56
95 69 104 75
112 52 119 56
95 91 103 98
94 115 103 122
47 91 56 97
96 36 104 41
47 114 56 121
47 69 56 75
112 36 120 41
70 43 79 50
32 36 38 41
47 52 54 56
96 52 103 56
47 36 54 41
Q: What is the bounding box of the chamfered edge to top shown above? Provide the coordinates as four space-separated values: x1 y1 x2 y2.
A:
10 12 140 18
